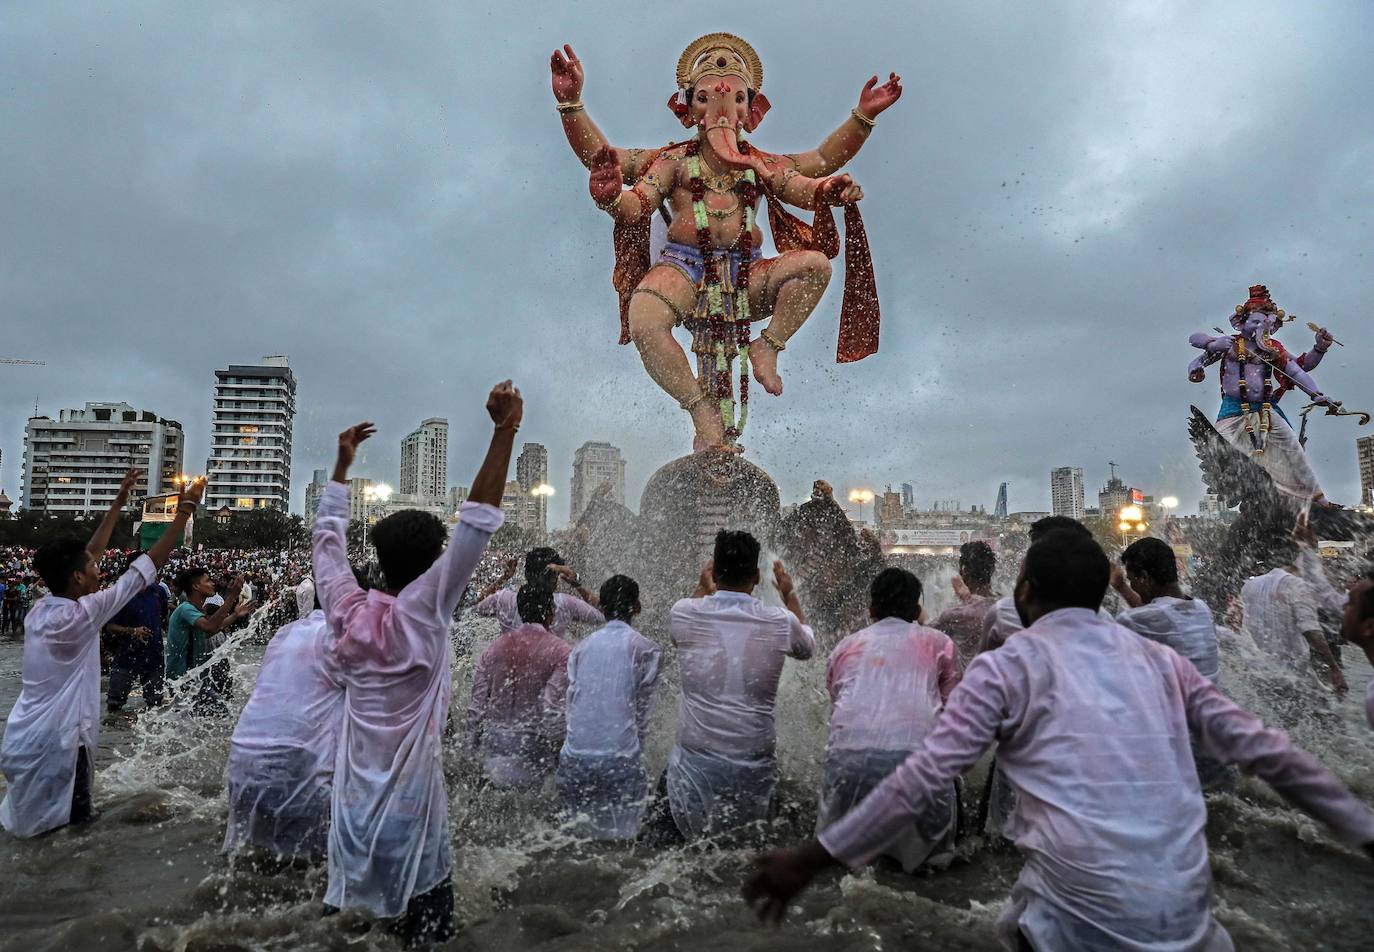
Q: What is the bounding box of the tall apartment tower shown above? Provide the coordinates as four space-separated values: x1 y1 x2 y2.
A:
900 482 915 510
515 442 550 532
400 417 448 500
205 356 296 513
304 468 328 521
22 403 185 516
570 441 626 523
1050 467 1086 520
1358 434 1374 508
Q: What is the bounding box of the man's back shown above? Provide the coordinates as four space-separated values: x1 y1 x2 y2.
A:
1241 569 1316 675
826 618 960 753
670 591 815 757
1117 596 1221 682
563 621 661 759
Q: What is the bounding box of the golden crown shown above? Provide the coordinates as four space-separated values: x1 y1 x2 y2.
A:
676 32 763 91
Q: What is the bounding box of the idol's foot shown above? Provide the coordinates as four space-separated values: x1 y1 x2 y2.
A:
749 337 784 396
690 401 728 454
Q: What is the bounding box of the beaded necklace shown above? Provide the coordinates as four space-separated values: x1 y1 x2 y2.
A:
685 138 758 442
1232 334 1273 454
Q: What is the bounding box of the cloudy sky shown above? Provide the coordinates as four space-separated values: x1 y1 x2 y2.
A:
3 1 1372 524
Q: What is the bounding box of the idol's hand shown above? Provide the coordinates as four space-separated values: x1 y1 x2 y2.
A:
589 146 622 208
1314 326 1334 352
1188 368 1206 383
817 174 863 206
550 44 584 103
857 72 903 119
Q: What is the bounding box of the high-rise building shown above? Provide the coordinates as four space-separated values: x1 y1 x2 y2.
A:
994 482 1009 519
515 442 550 533
447 485 470 516
400 417 448 500
304 468 328 521
22 403 184 516
570 441 626 523
1198 493 1226 519
1050 467 1086 520
1358 434 1374 508
877 485 903 527
900 482 915 510
205 357 296 513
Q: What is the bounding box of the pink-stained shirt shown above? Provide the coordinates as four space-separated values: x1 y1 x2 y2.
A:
465 622 571 785
826 617 961 753
819 607 1374 951
669 591 815 758
932 594 998 667
0 555 156 838
475 588 604 637
313 482 502 918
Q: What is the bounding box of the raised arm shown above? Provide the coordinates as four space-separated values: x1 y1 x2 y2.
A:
88 468 140 559
1176 655 1374 852
192 574 253 636
788 73 903 177
551 44 654 181
144 476 205 571
313 423 374 633
402 382 520 620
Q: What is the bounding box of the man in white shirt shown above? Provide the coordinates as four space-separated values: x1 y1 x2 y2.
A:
224 577 351 861
1 469 203 838
1113 537 1231 791
1341 568 1374 729
744 529 1374 950
665 530 815 840
822 567 961 871
313 382 519 947
1240 553 1346 693
550 574 662 839
473 547 603 637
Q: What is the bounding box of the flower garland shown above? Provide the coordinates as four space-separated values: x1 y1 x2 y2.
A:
685 139 757 443
1233 334 1273 454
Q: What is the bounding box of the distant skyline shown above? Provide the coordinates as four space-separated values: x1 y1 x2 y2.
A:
3 2 1372 525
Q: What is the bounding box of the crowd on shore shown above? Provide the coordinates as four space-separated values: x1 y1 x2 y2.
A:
2 382 1374 951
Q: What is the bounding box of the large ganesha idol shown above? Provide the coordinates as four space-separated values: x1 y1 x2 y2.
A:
551 34 902 451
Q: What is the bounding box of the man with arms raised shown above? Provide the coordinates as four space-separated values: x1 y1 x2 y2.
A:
745 529 1374 950
1 470 204 837
314 382 520 947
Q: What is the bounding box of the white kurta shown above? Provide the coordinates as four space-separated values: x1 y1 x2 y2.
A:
1240 569 1321 677
0 555 156 838
223 610 343 859
313 483 502 917
820 608 1374 951
666 591 815 837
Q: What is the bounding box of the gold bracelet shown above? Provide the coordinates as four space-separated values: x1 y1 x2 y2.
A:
556 100 585 115
596 191 621 212
850 108 876 129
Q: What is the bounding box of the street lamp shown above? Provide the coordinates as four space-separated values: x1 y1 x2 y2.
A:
530 483 555 498
361 482 393 549
1117 504 1148 546
848 488 875 524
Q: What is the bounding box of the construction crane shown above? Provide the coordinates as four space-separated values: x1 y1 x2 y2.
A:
1 357 45 366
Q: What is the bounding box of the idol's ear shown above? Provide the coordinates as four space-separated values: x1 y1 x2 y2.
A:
745 91 771 132
667 92 694 128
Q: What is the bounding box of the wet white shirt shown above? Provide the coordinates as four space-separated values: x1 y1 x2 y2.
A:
223 610 343 857
0 555 156 838
668 590 815 757
820 608 1374 951
1117 596 1222 683
475 588 604 637
553 620 662 760
1241 569 1321 676
314 482 502 918
981 595 1113 653
825 617 960 753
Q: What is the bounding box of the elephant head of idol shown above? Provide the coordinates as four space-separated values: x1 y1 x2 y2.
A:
1230 284 1289 355
667 33 771 174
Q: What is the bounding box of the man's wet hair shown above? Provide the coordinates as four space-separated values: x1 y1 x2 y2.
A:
372 509 447 591
1122 537 1178 586
525 547 565 583
713 530 761 587
600 575 640 622
870 567 923 623
1028 515 1091 542
1022 529 1110 611
33 538 90 593
175 566 209 596
959 541 996 587
517 579 556 625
